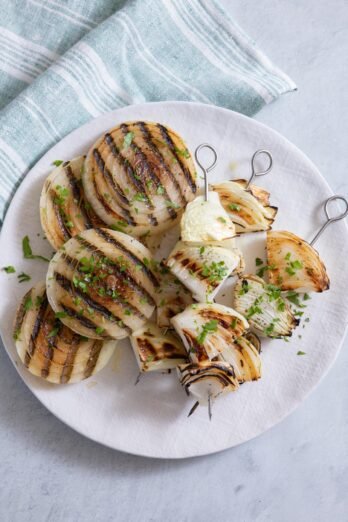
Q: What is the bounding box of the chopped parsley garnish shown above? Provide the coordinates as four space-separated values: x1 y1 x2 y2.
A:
52 160 63 167
199 246 205 256
111 221 128 232
297 351 306 356
217 216 227 224
284 252 303 276
156 185 165 195
18 272 31 283
165 200 180 209
2 265 15 273
197 319 219 344
246 304 262 319
174 147 190 159
239 279 250 295
13 329 21 341
123 131 134 148
146 354 155 363
255 258 263 266
303 293 311 301
256 263 276 278
55 311 67 319
286 291 306 308
133 192 148 203
201 261 228 284
229 203 241 212
48 326 59 338
264 322 275 336
35 295 44 307
95 326 105 335
24 296 33 311
230 318 238 330
22 236 50 262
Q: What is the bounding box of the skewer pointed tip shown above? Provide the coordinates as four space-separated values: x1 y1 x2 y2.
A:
188 401 199 417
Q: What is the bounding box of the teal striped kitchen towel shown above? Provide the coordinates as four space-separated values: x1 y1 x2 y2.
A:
0 0 296 224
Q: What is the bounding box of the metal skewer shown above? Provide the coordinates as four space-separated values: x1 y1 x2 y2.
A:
310 195 348 245
246 149 273 189
195 143 218 201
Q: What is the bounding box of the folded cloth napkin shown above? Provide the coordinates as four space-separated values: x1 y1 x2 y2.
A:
0 0 296 224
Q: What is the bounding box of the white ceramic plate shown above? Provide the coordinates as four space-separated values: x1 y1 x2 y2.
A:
1 101 347 459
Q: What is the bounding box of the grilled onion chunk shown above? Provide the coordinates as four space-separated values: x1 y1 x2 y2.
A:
46 228 159 340
166 241 243 302
219 333 262 383
14 282 115 384
233 275 298 338
82 121 197 237
131 322 188 372
181 191 236 242
40 156 106 250
171 303 248 363
266 230 330 292
212 179 277 233
177 361 239 405
156 263 194 328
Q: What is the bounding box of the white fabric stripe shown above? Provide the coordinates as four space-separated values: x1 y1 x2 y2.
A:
77 43 133 104
69 51 125 112
22 97 62 141
201 0 296 90
0 44 44 77
117 13 211 104
0 60 32 83
165 0 273 103
0 27 59 62
42 0 98 27
53 56 113 114
0 137 28 172
0 36 51 72
17 99 59 141
180 0 282 95
0 153 20 190
28 0 95 30
51 63 102 116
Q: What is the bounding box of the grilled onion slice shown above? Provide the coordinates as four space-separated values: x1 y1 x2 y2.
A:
233 275 298 338
181 191 236 242
14 282 115 384
131 322 188 372
266 230 330 292
156 263 194 328
177 361 239 404
82 121 197 237
40 156 106 250
212 179 277 233
171 303 248 363
166 241 243 302
219 334 262 382
46 228 159 340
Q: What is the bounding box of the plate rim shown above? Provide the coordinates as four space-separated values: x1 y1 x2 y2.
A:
1 100 347 459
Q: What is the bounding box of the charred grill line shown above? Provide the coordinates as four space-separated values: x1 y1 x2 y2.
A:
120 123 176 221
76 236 156 306
92 177 135 226
157 123 196 194
25 294 49 366
94 229 159 288
138 121 186 206
40 321 61 378
64 164 93 228
60 334 81 383
54 272 128 328
51 191 71 241
104 132 153 210
93 148 129 206
14 288 32 338
60 303 106 331
84 340 103 378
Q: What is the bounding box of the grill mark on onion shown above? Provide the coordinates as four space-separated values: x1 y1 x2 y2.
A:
104 132 153 209
137 121 186 206
14 288 32 338
64 163 93 228
40 320 61 378
25 294 49 366
93 229 159 288
157 123 197 194
91 176 135 226
75 236 156 306
93 148 129 205
60 303 106 331
120 123 176 220
60 334 81 383
54 272 128 328
84 340 103 378
51 191 71 242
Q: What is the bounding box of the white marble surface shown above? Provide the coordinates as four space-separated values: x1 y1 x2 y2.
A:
1 1 348 520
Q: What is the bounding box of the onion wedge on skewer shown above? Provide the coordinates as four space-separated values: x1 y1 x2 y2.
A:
131 322 188 372
166 241 243 302
219 334 262 382
266 230 330 292
46 229 159 340
233 275 298 338
156 263 194 328
171 303 248 362
14 282 116 384
212 179 277 233
40 156 106 250
82 121 197 237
